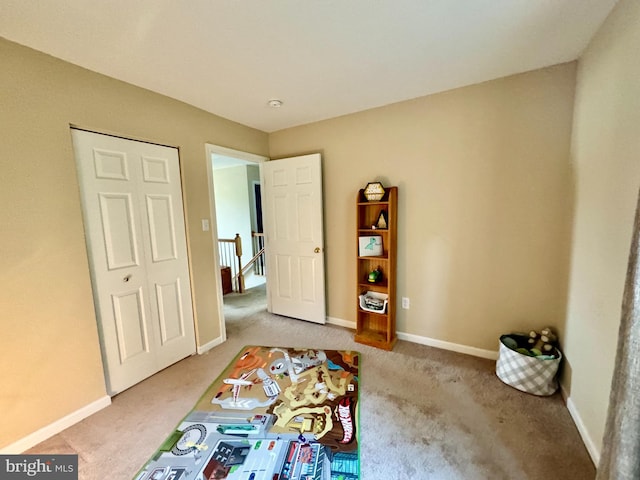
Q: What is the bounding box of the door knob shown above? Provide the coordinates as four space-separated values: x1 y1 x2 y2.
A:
314 247 321 253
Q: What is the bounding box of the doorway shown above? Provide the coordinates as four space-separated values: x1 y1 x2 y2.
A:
205 145 268 338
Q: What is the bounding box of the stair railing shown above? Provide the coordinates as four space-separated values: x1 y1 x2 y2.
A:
218 232 266 293
218 233 244 293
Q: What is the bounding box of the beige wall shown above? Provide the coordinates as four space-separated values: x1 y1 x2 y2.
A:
213 166 253 258
270 63 577 351
3 2 635 458
0 38 268 449
563 0 640 461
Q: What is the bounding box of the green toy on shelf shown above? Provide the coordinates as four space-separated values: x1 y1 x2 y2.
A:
367 266 382 283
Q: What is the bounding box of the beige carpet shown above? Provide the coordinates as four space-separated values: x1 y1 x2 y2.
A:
28 284 595 479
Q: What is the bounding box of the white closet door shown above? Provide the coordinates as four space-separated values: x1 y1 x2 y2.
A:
72 129 195 394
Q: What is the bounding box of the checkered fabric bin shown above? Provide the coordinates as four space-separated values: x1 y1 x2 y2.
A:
496 335 562 396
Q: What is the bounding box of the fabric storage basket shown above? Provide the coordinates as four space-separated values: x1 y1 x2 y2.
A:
495 334 562 396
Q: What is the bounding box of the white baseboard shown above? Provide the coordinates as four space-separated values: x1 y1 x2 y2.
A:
1 395 111 454
197 335 225 354
1 334 225 454
560 385 600 466
396 331 499 360
326 316 356 329
327 316 498 360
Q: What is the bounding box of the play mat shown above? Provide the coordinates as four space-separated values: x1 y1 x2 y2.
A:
134 346 360 480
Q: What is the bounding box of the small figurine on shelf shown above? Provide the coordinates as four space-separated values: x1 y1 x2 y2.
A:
376 210 388 229
368 267 382 283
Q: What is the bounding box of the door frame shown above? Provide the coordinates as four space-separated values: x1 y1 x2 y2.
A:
205 144 268 344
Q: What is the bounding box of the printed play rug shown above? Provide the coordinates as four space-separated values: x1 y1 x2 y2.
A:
134 346 360 480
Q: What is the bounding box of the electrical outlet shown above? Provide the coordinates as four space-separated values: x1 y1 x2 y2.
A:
402 297 410 309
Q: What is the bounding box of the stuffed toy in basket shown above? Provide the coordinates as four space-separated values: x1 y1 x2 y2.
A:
496 331 562 396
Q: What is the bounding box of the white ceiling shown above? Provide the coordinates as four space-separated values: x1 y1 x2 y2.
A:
0 0 618 133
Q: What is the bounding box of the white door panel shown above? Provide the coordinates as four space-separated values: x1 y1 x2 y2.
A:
112 287 150 362
99 193 140 269
263 153 326 324
299 256 317 301
155 279 185 343
146 195 178 262
73 129 195 394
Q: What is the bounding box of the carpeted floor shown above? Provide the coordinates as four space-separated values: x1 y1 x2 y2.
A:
28 284 595 479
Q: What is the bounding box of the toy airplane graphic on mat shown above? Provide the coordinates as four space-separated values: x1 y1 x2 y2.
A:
223 378 254 386
212 368 280 410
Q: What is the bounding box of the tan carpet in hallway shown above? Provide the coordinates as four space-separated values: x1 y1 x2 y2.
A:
28 284 595 479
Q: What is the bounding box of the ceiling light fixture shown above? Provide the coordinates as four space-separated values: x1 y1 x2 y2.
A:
267 99 283 108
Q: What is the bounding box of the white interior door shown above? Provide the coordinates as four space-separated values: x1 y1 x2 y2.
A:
262 153 326 324
72 129 196 395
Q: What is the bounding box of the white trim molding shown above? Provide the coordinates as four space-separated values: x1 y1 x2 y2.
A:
1 395 111 454
197 335 225 354
397 331 498 360
327 316 498 360
560 385 600 466
326 316 356 329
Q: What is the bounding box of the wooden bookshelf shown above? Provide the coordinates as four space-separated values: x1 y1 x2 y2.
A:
354 186 397 350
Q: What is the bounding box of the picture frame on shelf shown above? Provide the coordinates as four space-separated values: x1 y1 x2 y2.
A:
358 235 383 256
